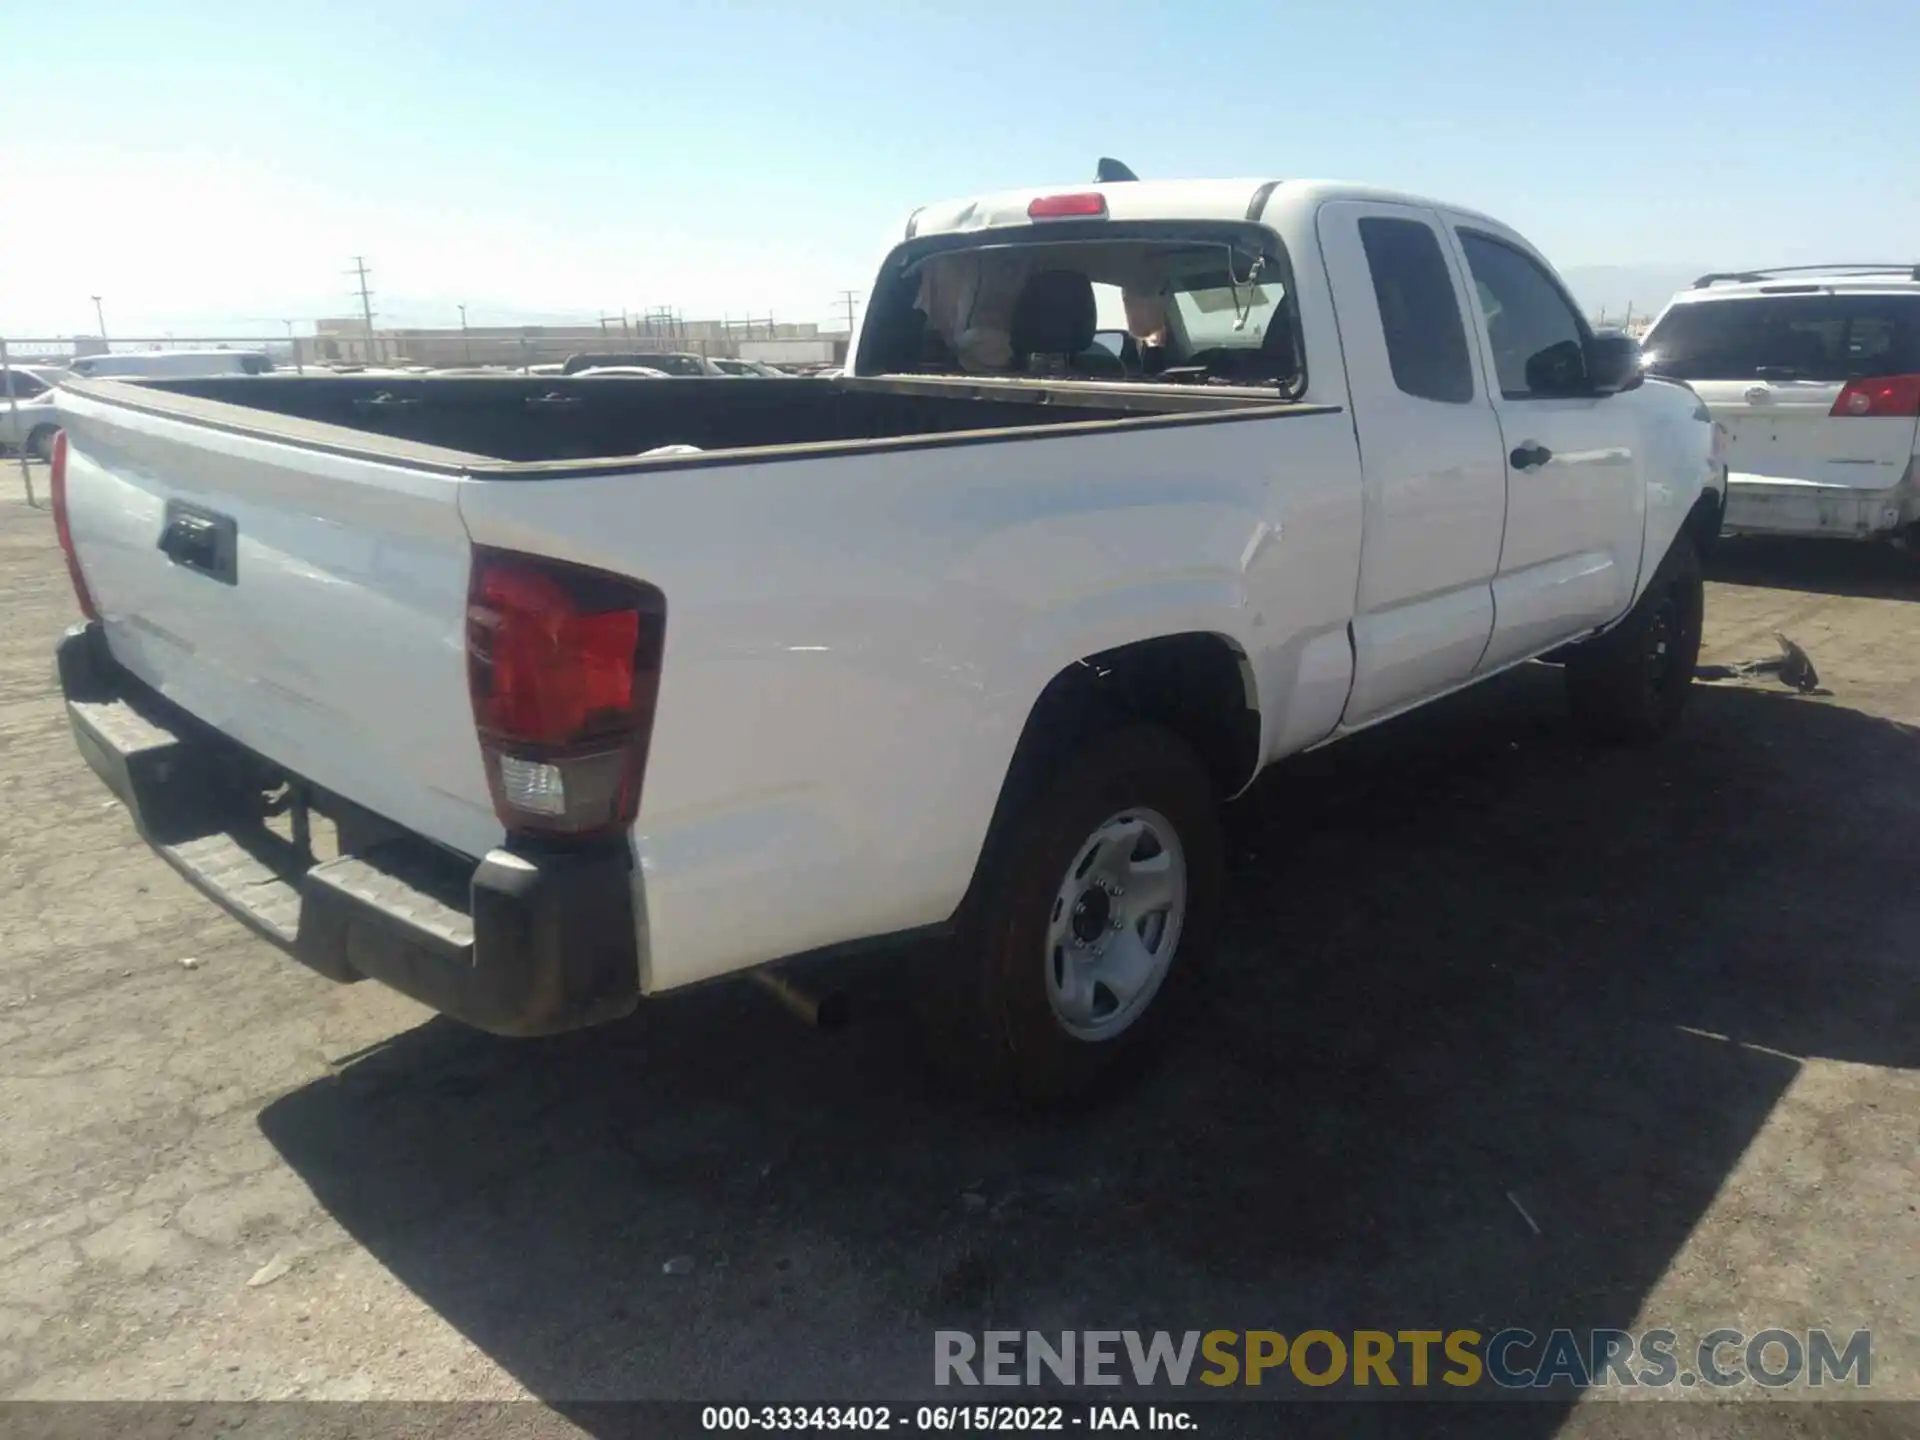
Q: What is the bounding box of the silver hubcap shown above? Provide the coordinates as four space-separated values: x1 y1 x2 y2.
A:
1044 807 1187 1042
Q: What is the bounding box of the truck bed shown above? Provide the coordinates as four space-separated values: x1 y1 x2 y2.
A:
101 373 1278 467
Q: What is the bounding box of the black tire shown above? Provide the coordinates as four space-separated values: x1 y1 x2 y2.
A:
920 724 1223 1106
1565 538 1704 745
26 426 57 462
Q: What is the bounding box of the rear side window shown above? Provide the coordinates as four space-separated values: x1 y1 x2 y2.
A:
1643 295 1920 382
1359 217 1474 404
2 371 47 398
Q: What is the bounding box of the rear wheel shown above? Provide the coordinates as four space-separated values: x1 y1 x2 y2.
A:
921 724 1222 1105
26 426 57 462
1565 539 1704 744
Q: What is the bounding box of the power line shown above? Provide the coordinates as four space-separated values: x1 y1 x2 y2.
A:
837 289 861 333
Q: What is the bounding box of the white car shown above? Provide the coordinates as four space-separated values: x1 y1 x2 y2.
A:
1641 265 1919 544
712 358 787 378
67 349 274 381
1 365 67 459
559 351 724 377
568 365 671 379
51 173 1720 1102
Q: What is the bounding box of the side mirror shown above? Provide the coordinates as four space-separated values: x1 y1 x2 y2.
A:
1584 329 1645 395
1523 339 1588 395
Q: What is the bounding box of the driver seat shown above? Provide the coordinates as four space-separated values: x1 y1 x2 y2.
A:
1009 269 1100 374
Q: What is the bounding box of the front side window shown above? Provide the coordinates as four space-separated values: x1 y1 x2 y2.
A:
2 371 47 399
1460 232 1588 398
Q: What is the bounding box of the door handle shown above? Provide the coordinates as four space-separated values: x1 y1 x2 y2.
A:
1509 442 1553 471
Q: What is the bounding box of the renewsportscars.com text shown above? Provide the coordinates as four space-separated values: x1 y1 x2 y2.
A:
934 1328 1871 1391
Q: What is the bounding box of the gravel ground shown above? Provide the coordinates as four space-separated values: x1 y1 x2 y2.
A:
1 459 1915 1437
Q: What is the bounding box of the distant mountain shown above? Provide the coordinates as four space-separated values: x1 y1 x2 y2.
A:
1559 265 1707 325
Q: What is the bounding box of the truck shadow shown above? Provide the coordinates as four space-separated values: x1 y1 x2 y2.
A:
1705 535 1920 602
258 669 1920 1435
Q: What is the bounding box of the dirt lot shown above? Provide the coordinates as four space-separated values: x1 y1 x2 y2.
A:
1 459 1915 1435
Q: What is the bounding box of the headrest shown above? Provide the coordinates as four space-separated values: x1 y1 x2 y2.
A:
1010 269 1097 358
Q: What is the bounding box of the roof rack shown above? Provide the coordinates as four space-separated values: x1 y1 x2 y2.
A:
1692 263 1920 289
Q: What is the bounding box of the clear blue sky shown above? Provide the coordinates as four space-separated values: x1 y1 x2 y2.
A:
1 0 1909 337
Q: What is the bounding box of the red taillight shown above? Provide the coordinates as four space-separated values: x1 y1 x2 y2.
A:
1027 192 1108 220
1829 374 1920 418
47 430 99 621
466 547 666 838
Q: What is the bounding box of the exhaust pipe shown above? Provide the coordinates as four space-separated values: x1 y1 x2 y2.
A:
751 967 851 1033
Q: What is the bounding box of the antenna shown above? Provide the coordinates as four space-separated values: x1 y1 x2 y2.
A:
1095 157 1138 183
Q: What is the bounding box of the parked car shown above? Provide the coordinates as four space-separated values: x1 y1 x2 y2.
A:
1 365 67 459
67 349 273 380
49 174 1722 1102
1641 265 1919 544
712 358 787 378
568 365 672 379
559 351 723 377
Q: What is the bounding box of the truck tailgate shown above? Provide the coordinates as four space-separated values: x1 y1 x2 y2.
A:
57 386 501 861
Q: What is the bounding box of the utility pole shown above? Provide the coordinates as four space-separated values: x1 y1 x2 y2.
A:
282 319 304 374
838 290 860 334
91 295 108 341
458 304 472 363
348 256 376 362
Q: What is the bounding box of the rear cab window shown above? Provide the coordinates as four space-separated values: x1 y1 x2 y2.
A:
857 222 1306 393
1644 294 1920 381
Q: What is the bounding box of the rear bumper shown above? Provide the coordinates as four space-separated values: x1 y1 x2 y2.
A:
1723 469 1919 540
58 622 643 1037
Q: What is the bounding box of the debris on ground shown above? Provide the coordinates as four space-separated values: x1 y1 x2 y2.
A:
1695 633 1823 694
661 1255 696 1276
1774 632 1820 692
177 956 201 971
246 1255 292 1288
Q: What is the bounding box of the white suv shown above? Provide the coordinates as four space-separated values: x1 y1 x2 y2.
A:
1641 265 1920 545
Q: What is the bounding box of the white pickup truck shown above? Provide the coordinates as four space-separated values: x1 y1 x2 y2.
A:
50 176 1726 1101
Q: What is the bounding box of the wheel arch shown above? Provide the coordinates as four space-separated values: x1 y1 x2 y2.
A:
952 631 1257 925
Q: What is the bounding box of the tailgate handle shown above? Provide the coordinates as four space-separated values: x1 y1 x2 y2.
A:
157 502 238 586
